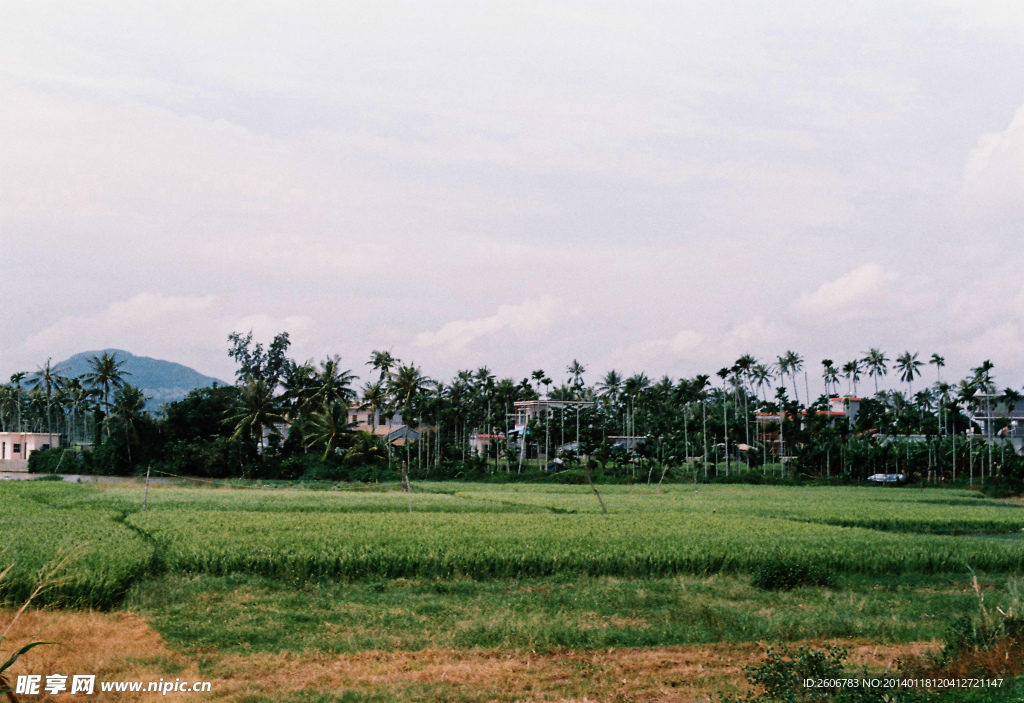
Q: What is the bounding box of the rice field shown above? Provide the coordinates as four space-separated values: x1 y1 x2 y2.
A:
2 480 1023 608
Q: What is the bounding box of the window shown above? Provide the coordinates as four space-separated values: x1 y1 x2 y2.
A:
351 415 358 423
13 444 21 454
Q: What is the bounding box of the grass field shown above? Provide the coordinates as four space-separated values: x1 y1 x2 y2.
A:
2 479 1023 700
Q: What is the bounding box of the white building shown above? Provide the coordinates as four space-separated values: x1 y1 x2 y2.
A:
469 433 505 456
968 393 1024 451
511 399 595 459
0 432 61 472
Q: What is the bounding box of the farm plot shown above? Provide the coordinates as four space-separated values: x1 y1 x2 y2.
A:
0 485 152 608
127 508 1024 581
452 483 1024 533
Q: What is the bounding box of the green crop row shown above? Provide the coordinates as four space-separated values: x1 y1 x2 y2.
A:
0 489 152 608
2 481 1022 609
126 509 1024 582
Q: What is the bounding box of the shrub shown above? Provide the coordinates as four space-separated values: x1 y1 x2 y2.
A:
751 559 836 590
27 449 84 475
727 644 932 702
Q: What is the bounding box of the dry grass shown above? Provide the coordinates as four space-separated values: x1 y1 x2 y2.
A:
1 609 939 702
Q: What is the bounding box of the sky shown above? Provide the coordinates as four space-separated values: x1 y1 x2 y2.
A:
2 1 1024 394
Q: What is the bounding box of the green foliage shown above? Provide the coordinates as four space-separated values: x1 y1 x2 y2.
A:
729 645 901 702
752 559 836 591
162 385 242 443
941 577 1023 661
160 437 242 478
27 448 84 474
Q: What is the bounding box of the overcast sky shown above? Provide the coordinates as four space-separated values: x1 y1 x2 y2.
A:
2 1 1024 393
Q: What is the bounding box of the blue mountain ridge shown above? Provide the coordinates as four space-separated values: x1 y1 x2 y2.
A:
53 349 228 411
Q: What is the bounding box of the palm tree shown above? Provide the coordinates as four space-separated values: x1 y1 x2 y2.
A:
29 359 64 449
225 379 286 456
280 360 317 420
389 363 431 489
929 354 945 383
305 402 353 460
971 360 997 480
108 384 148 468
82 352 129 438
750 364 772 401
692 374 710 475
361 381 387 435
821 359 840 397
862 348 889 395
367 350 399 383
841 360 861 396
782 351 803 403
62 377 90 446
716 368 730 474
531 369 547 398
10 372 26 431
567 360 586 390
308 355 357 410
895 351 923 395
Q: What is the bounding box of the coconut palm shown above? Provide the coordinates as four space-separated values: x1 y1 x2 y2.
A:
62 377 91 445
841 360 861 396
750 364 772 401
895 351 923 394
781 351 803 403
862 348 889 394
225 379 286 455
29 359 64 448
280 360 317 419
108 384 148 468
367 350 399 383
305 402 353 460
361 380 387 435
9 372 26 431
567 360 586 390
82 352 129 437
389 363 432 488
308 355 357 411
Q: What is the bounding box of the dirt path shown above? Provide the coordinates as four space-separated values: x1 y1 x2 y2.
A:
2 609 938 702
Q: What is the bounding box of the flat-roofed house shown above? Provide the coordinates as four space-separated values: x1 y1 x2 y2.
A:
0 432 61 472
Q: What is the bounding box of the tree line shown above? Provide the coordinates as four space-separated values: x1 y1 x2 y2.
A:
8 338 1024 493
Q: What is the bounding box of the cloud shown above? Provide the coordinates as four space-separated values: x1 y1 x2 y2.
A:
414 297 559 352
792 264 897 320
12 293 316 379
962 103 1024 210
22 294 217 356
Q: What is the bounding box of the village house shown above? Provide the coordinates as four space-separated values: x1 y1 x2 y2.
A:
0 432 61 472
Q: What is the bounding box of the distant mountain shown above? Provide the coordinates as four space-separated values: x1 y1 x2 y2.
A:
54 349 228 411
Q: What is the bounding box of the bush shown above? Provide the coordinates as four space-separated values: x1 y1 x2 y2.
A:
751 559 836 590
298 458 348 482
27 449 84 475
159 437 242 479
727 644 929 702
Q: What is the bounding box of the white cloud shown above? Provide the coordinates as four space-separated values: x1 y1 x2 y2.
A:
11 294 316 380
22 294 217 357
414 297 560 352
962 103 1024 210
792 264 897 320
